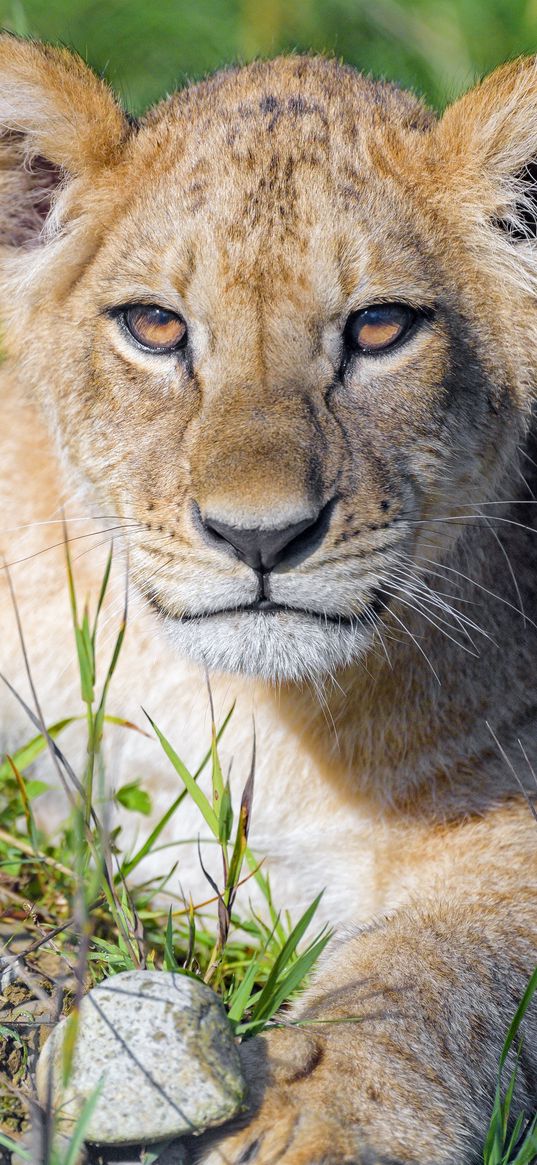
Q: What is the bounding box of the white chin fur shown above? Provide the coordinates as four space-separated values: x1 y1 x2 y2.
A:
164 609 372 682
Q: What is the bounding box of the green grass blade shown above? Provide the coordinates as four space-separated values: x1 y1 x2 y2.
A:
245 929 332 1031
483 968 537 1164
502 1056 520 1141
227 952 266 1024
92 543 114 647
123 715 235 883
499 968 537 1072
184 897 197 972
94 607 128 749
163 906 180 971
103 714 150 736
144 712 218 835
504 1112 526 1160
61 1007 80 1087
244 850 287 945
8 754 39 852
511 1119 537 1165
211 722 225 810
119 787 190 879
249 893 324 1019
0 1132 29 1159
0 717 78 781
218 780 233 846
198 701 235 776
227 750 255 902
101 604 127 697
64 519 78 626
59 1081 104 1165
483 1080 504 1164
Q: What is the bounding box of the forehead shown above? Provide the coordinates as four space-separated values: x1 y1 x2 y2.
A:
101 57 437 309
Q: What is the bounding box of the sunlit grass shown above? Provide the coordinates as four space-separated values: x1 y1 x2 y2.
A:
0 539 329 1160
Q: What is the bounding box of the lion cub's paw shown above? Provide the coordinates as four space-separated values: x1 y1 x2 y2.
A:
194 1029 360 1165
195 1097 358 1165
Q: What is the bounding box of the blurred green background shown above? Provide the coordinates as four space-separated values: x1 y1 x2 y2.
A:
1 0 537 113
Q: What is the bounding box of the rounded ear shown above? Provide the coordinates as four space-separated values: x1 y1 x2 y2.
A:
0 34 131 248
436 57 537 241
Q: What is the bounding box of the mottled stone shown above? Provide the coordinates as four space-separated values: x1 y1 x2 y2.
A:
36 971 245 1145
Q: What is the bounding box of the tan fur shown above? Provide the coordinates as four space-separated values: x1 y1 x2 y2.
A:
0 36 537 1162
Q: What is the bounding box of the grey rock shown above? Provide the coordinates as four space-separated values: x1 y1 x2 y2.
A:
36 970 245 1146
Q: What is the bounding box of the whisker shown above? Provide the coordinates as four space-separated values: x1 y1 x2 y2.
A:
383 604 441 683
363 606 394 670
386 562 494 644
486 722 537 823
415 555 537 635
482 517 526 627
517 739 537 794
391 554 477 605
88 553 179 663
386 593 478 653
71 531 136 565
386 560 487 635
0 524 144 570
403 513 537 536
304 666 340 745
0 515 139 535
517 470 536 500
518 446 537 475
426 499 537 507
379 581 480 657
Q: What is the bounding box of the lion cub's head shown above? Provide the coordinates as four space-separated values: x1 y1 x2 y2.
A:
1 38 536 680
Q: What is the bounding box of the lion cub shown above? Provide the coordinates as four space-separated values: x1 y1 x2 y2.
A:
0 35 536 1164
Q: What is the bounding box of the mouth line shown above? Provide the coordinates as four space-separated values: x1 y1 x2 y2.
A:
146 591 388 627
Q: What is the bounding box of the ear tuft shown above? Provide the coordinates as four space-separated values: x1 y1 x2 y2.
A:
434 57 537 293
494 160 537 242
0 34 131 250
0 137 63 247
0 34 130 173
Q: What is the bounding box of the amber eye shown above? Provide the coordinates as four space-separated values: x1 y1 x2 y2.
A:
345 304 417 355
123 305 187 352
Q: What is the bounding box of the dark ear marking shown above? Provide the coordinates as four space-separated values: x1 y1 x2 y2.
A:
0 133 64 248
494 160 537 241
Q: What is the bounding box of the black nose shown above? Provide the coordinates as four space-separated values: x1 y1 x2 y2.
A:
201 498 337 572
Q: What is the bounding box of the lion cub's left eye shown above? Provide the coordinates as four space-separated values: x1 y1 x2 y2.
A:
123 305 187 352
345 304 416 354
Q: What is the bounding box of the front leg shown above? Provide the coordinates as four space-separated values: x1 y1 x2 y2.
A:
195 843 537 1163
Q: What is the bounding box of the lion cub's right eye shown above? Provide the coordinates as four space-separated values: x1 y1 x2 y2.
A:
122 305 187 353
344 303 417 355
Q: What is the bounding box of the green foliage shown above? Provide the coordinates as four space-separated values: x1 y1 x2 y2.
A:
114 779 152 816
1 0 537 113
144 699 331 1027
0 1084 103 1164
483 969 537 1165
0 540 329 1158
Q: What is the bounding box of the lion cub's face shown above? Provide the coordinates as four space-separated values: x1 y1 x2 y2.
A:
2 48 536 680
